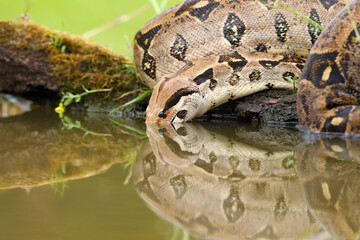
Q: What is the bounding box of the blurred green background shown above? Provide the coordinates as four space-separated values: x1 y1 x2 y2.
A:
0 0 183 59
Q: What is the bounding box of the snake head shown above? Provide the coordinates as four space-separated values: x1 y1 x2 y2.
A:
146 76 203 125
146 58 223 125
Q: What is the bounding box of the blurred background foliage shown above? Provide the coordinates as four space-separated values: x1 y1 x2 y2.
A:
0 0 182 58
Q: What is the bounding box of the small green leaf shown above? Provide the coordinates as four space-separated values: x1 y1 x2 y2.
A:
56 87 111 113
54 37 58 47
63 97 73 106
61 164 67 174
110 118 147 136
63 116 73 125
285 159 294 167
285 76 294 82
259 1 323 31
159 0 169 11
149 0 161 13
110 90 152 114
82 85 89 92
75 121 81 127
60 45 66 53
65 92 74 98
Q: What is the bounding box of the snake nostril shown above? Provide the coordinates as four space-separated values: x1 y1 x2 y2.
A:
158 111 167 118
158 128 167 135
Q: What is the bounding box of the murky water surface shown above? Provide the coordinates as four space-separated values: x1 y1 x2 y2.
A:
0 105 359 240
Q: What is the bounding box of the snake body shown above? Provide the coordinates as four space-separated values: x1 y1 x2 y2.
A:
297 0 360 134
134 0 359 134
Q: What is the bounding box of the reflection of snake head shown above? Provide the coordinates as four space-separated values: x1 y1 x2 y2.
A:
146 122 201 168
146 122 296 181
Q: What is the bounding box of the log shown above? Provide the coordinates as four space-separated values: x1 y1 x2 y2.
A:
202 89 297 123
0 20 147 113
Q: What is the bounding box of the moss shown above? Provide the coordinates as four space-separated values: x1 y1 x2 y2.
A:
0 20 149 112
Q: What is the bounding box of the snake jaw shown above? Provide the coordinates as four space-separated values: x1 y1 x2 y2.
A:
146 93 203 125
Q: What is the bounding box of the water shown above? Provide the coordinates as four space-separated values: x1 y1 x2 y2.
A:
0 109 174 240
0 105 359 240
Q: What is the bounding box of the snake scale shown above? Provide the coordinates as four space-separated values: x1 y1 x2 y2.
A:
134 0 360 134
297 0 360 134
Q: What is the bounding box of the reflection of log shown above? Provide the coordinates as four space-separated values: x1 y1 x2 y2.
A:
0 20 147 110
0 109 143 189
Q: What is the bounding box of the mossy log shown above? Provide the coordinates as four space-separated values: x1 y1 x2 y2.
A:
0 20 297 122
0 20 148 113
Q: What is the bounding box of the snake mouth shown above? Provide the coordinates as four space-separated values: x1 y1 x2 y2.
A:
158 113 178 128
170 113 177 125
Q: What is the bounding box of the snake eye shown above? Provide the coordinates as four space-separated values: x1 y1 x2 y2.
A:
158 111 167 118
176 110 188 119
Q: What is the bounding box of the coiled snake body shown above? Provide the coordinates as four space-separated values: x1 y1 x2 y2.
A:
134 0 360 134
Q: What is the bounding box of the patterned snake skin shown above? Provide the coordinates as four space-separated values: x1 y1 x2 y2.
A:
132 0 360 135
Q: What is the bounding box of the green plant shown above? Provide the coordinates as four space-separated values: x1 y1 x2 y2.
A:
118 62 138 75
149 0 170 14
284 159 294 168
120 146 140 169
82 4 151 38
170 226 192 240
110 89 152 114
49 32 67 53
62 85 112 107
50 165 68 198
109 118 147 136
344 0 360 43
298 223 321 239
255 1 323 30
55 85 112 117
61 116 112 137
284 74 299 90
354 230 360 240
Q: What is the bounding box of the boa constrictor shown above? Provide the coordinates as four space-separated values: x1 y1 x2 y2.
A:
134 0 360 134
297 0 360 134
133 123 360 239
